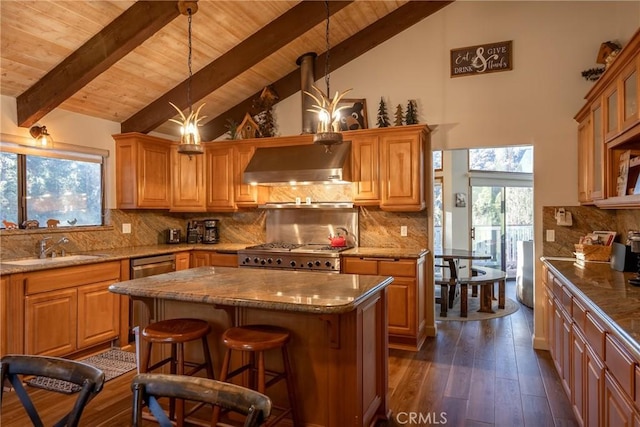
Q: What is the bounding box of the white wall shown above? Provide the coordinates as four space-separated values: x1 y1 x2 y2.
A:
276 1 640 347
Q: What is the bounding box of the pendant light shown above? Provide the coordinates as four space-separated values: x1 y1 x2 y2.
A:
29 125 53 148
305 0 351 153
170 1 206 155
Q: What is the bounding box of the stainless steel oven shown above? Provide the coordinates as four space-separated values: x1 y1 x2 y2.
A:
238 243 348 273
237 203 358 273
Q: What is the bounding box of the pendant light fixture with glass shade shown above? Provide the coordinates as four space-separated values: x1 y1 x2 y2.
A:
304 0 352 153
170 1 206 155
29 125 54 148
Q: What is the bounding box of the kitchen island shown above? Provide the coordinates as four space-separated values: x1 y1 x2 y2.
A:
108 266 393 427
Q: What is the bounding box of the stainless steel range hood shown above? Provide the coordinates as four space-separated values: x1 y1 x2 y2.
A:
243 142 351 185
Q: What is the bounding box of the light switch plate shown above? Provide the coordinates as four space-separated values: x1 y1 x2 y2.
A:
122 223 132 234
400 226 408 237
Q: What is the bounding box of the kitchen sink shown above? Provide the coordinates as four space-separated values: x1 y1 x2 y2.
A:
2 255 106 266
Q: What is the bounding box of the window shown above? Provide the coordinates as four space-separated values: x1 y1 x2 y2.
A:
1 141 105 228
433 150 442 171
433 177 443 252
469 146 532 173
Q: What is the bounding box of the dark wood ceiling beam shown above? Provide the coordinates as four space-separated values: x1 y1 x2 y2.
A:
200 0 454 140
16 1 180 128
121 1 353 134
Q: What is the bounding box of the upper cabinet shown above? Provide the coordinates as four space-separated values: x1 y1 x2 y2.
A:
348 124 430 211
115 125 431 212
351 134 380 205
114 133 171 209
206 144 236 211
171 145 206 212
575 28 640 208
379 126 427 211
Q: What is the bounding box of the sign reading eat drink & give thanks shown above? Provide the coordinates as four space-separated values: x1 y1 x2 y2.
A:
450 40 513 77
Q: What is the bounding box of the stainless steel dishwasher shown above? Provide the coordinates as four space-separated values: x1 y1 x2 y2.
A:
130 253 176 278
129 253 177 342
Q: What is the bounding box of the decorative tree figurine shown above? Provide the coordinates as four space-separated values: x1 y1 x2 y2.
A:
376 97 391 128
405 99 418 125
394 104 404 126
225 118 239 140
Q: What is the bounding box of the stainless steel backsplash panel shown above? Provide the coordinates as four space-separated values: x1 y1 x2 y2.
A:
266 208 358 246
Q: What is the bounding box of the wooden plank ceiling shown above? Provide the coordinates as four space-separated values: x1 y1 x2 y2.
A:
0 0 452 141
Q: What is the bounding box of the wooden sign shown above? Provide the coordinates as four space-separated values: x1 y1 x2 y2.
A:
450 40 513 77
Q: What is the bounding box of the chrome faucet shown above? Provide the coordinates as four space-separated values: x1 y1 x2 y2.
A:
39 236 69 259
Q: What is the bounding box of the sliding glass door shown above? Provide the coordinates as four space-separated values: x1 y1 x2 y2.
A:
470 186 533 278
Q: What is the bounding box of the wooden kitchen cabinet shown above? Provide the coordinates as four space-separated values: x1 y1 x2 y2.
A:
575 28 640 208
114 132 171 209
572 324 586 427
18 262 122 357
190 251 237 268
351 134 380 205
206 145 236 211
171 144 207 212
604 371 636 427
342 254 426 351
347 124 430 211
586 344 605 427
77 281 119 349
175 252 190 270
234 143 265 207
542 260 640 427
379 125 428 211
577 101 606 204
25 288 77 356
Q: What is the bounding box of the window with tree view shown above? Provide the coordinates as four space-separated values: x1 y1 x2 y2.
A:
1 147 103 228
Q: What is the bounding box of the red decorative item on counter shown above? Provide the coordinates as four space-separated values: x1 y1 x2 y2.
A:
328 235 346 248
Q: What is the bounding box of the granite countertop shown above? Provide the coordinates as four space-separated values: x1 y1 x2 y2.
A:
108 266 394 314
542 257 640 360
342 247 429 259
0 243 249 275
0 244 428 275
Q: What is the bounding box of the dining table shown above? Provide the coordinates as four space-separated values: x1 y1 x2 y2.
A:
434 249 493 317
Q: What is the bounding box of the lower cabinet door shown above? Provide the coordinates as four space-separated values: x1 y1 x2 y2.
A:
387 277 416 335
585 346 604 427
604 371 635 427
25 288 77 356
571 325 586 426
77 281 119 348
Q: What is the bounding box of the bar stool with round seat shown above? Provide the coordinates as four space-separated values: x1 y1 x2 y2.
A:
140 318 215 425
212 324 302 426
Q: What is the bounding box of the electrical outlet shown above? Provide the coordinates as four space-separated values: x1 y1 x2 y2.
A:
546 229 555 242
400 226 408 237
122 223 132 234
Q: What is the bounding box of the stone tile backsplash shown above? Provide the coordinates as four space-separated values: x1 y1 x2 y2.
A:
542 206 640 257
0 205 428 260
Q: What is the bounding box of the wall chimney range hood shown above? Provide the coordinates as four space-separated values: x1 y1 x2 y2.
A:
243 142 352 185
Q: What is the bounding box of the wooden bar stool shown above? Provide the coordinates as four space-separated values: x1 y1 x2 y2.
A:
140 318 215 426
212 324 302 427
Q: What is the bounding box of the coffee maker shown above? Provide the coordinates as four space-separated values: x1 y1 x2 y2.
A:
203 219 220 244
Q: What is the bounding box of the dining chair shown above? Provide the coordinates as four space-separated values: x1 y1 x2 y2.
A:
0 354 105 427
131 373 272 427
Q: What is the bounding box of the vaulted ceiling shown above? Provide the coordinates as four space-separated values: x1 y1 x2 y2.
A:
1 1 452 141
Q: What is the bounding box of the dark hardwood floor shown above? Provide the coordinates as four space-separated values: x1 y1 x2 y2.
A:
1 280 576 427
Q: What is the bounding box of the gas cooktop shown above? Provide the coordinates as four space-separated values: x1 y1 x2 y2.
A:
244 242 352 253
238 242 353 272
